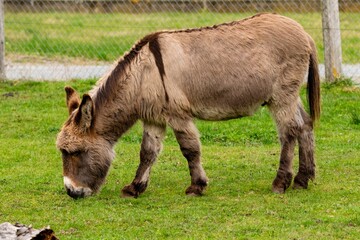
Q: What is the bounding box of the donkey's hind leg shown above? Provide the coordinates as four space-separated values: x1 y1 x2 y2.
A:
171 119 208 196
121 123 165 198
293 105 315 189
269 102 302 194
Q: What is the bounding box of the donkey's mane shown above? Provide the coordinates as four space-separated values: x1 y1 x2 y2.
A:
93 12 272 111
93 32 160 111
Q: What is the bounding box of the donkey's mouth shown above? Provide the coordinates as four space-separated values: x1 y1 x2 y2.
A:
66 187 85 199
64 176 93 199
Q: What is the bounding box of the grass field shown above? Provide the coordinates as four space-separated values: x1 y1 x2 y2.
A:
0 79 359 239
5 12 360 64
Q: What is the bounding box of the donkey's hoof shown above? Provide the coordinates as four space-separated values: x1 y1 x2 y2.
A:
121 185 139 198
292 183 307 190
272 185 286 194
293 179 308 190
272 172 292 194
293 174 310 190
185 185 205 196
272 180 287 194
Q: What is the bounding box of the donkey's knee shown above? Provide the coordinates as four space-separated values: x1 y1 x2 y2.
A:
180 145 200 162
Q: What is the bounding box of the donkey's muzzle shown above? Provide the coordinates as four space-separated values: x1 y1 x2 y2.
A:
64 176 93 199
66 187 85 199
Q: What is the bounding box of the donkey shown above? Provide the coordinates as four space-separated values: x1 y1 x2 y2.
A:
56 13 320 199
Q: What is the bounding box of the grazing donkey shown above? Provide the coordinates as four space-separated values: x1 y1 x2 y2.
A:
57 13 320 199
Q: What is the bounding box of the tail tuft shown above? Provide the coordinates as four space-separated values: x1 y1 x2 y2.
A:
307 39 321 123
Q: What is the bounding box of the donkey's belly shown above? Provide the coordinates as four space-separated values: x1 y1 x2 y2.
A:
187 81 272 121
190 100 265 121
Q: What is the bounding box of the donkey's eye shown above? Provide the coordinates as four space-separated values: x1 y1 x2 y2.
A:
71 151 82 157
61 149 69 156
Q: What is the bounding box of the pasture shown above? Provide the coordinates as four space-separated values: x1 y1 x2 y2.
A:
5 12 360 64
0 79 359 239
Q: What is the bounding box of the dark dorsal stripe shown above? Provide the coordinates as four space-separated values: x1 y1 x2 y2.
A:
148 37 169 102
95 32 170 111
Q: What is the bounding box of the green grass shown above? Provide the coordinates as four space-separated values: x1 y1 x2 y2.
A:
5 11 360 63
0 80 360 239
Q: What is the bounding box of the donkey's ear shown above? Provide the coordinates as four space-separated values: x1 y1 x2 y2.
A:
65 86 80 115
75 94 94 132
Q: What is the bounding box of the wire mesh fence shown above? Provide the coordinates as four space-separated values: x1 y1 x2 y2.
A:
2 0 360 81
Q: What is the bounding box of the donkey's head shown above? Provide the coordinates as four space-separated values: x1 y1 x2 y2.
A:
56 87 114 199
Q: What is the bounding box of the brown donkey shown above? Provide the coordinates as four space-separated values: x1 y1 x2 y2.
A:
56 13 320 199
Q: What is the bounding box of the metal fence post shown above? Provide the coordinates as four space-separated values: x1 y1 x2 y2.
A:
322 0 343 82
0 0 5 80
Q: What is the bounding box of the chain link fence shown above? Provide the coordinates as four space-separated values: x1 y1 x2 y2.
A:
2 0 360 81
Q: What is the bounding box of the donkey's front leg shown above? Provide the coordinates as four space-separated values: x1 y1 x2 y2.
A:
121 123 165 198
172 120 208 196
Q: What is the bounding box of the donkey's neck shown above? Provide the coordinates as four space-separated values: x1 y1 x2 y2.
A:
89 32 160 144
90 62 141 144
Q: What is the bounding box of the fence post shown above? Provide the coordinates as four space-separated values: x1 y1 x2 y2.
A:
321 0 342 82
0 0 5 80
0 0 6 81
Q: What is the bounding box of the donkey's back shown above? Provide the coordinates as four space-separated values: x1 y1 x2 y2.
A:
150 13 315 121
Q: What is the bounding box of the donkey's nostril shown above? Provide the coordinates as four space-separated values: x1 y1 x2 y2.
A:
66 187 85 199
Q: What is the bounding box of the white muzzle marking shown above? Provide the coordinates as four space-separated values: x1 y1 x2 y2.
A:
63 176 93 197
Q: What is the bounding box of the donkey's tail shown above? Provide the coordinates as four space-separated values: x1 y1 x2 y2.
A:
307 37 321 123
